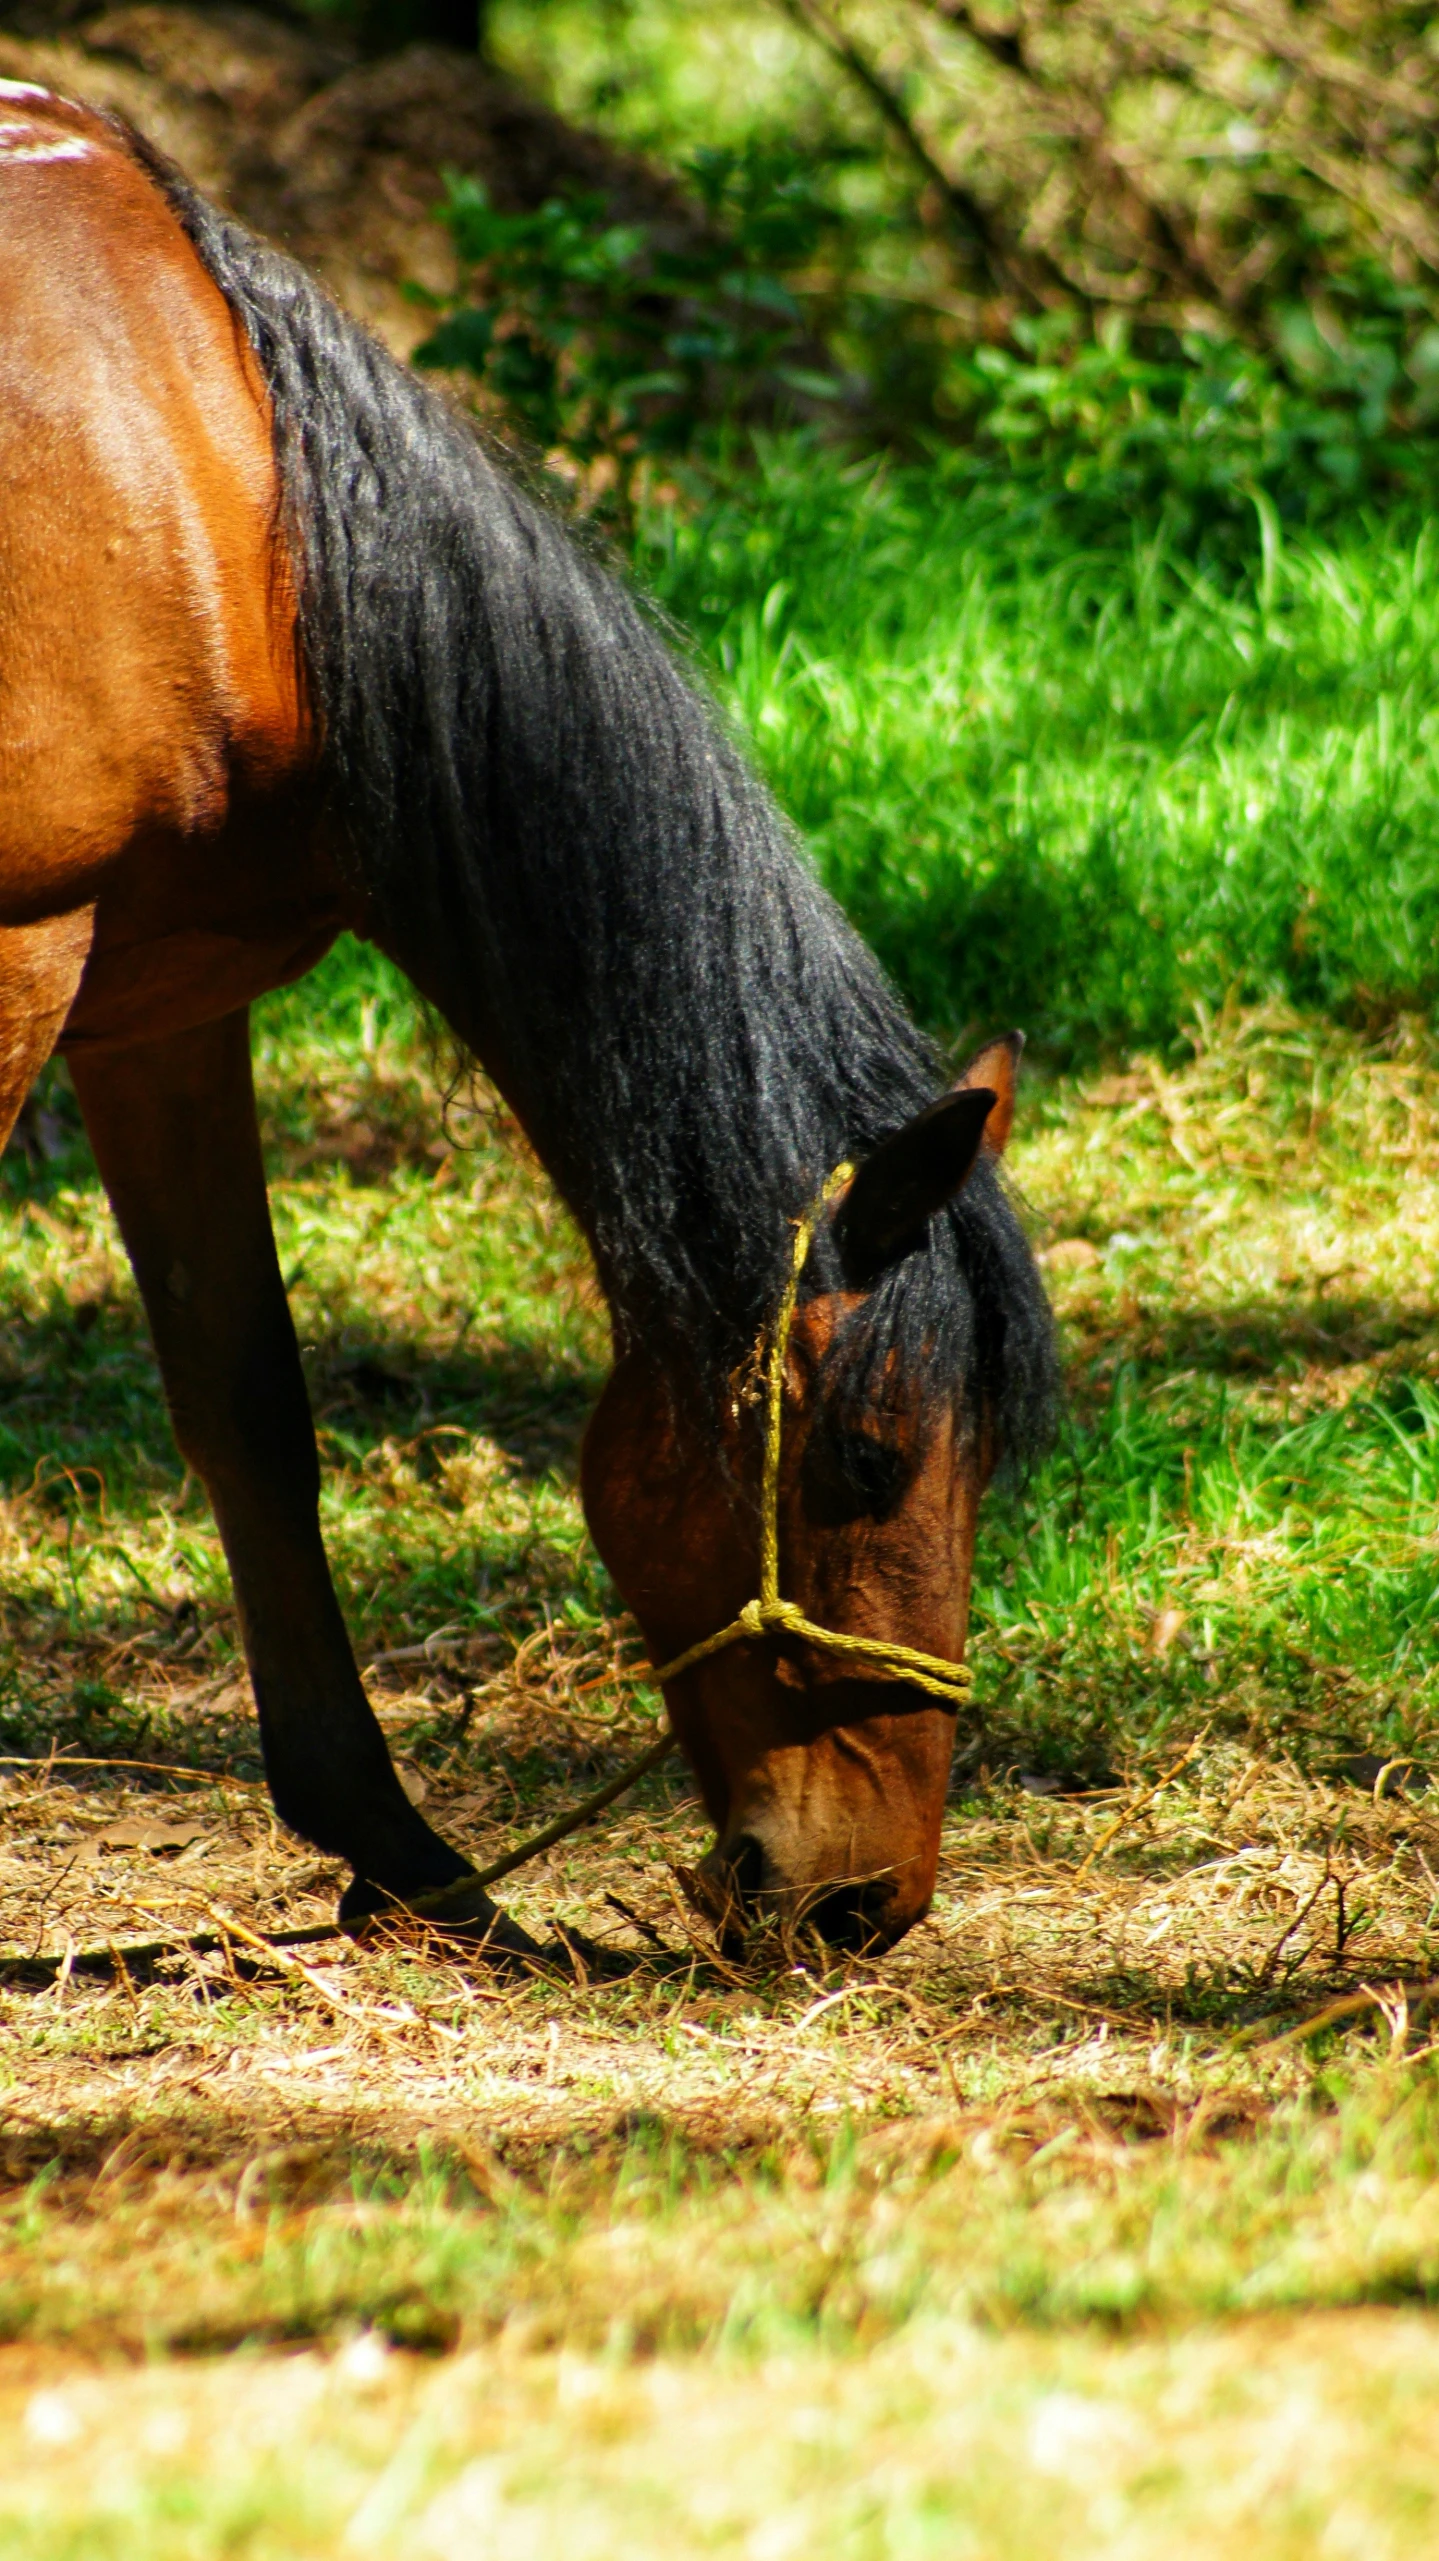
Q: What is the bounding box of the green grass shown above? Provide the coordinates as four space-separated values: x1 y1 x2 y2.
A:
636 444 1439 1052
7 2291 1439 2560
9 2060 1439 2359
6 2071 1439 2554
967 999 1439 1782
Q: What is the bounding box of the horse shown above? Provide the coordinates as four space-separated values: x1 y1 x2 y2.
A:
0 83 1057 1956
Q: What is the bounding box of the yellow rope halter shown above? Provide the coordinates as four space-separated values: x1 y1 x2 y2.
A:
648 1162 975 1710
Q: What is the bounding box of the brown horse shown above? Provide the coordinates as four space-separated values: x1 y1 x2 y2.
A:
0 86 1057 1955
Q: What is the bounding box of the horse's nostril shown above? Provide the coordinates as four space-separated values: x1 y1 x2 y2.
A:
726 1833 767 1901
806 1880 898 1952
695 1841 904 1951
686 1832 768 1948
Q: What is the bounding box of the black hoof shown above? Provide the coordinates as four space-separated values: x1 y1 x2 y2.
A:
338 1872 546 1963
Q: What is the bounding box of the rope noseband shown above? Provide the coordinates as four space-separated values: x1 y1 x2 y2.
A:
649 1162 975 1710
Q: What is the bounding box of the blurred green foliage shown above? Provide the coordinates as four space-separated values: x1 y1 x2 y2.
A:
941 303 1439 559
472 2 1439 547
411 147 842 516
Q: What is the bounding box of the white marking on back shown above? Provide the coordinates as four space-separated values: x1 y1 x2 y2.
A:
0 80 52 103
0 131 93 165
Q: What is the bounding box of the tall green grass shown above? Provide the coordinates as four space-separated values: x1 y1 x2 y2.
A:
969 1366 1439 1780
258 443 1439 1065
636 444 1439 1055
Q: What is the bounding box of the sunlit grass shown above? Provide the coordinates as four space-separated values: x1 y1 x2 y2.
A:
969 1000 1439 1780
6 2074 1439 2554
6 2294 1439 2558
638 447 1439 1049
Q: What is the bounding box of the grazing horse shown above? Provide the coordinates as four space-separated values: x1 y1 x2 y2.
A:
0 85 1057 1954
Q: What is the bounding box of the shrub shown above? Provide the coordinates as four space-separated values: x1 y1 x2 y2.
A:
412 144 843 518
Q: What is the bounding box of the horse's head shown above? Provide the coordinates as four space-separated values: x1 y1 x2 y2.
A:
583 1034 1051 1954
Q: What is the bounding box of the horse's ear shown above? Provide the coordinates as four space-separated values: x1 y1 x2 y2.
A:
832 1087 996 1287
957 1028 1024 1160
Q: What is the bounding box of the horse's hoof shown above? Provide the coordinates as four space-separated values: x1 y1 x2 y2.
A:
338 1872 545 1963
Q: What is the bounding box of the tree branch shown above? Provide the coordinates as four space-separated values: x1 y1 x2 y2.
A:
913 0 1233 315
775 0 1023 288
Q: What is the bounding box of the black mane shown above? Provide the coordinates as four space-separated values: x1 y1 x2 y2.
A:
139 140 1056 1466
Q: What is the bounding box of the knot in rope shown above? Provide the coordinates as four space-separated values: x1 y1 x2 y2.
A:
649 1161 974 1712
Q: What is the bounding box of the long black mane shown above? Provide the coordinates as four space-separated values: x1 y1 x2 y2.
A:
139 139 1056 1465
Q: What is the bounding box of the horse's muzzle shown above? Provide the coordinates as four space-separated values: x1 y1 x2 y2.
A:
695 1830 908 1954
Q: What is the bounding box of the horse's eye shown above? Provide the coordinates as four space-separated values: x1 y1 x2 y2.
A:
802 1424 908 1525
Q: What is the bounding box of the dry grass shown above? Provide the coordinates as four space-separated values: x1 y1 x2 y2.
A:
5 2306 1439 2559
5 958 1439 2552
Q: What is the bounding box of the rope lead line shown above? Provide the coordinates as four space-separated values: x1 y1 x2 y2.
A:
650 1160 975 1710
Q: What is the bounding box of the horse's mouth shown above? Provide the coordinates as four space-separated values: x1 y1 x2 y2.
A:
802 1876 904 1952
691 1833 906 1955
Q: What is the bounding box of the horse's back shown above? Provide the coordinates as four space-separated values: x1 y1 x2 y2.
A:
0 88 306 928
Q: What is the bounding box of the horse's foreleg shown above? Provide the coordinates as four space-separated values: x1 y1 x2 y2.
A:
0 912 95 1139
70 1009 537 1948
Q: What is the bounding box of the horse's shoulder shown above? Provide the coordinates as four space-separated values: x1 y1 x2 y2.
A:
0 93 311 912
0 87 226 349
0 83 156 255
